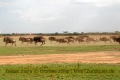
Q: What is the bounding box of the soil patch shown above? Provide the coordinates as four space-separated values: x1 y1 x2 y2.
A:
0 51 120 65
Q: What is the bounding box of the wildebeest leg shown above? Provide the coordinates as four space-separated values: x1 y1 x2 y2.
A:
14 43 16 46
94 41 96 44
86 40 89 43
40 42 43 46
55 41 57 43
110 40 112 43
30 41 33 44
21 41 23 45
58 42 61 44
78 41 81 44
104 41 107 45
10 43 13 47
26 42 29 46
5 42 8 47
58 40 61 44
73 40 76 44
44 41 45 44
71 41 74 44
68 42 71 45
81 42 84 45
34 42 37 45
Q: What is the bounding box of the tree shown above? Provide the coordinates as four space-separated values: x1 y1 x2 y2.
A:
73 32 79 35
55 32 59 35
63 31 68 34
115 31 119 34
81 32 84 35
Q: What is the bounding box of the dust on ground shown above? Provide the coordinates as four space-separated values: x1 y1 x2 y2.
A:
0 51 120 65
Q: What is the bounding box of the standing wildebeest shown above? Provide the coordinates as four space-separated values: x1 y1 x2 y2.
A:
99 37 111 43
3 37 16 47
33 36 46 46
19 37 33 45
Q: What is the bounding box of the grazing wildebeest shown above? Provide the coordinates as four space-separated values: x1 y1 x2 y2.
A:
48 37 56 43
99 37 111 43
3 37 16 47
33 36 46 46
19 37 33 45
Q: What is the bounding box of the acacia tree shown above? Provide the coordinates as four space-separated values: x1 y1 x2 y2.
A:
115 31 120 34
63 31 68 34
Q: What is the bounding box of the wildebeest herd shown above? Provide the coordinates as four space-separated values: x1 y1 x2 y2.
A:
2 35 120 47
3 36 46 47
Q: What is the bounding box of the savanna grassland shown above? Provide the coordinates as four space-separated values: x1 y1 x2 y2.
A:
0 35 120 80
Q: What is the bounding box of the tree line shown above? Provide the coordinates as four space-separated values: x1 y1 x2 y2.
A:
0 31 120 36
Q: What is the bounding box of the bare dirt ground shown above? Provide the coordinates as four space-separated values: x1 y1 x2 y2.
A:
0 51 120 65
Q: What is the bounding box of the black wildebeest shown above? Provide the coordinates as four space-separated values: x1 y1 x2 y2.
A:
33 36 46 46
3 37 16 47
19 37 33 45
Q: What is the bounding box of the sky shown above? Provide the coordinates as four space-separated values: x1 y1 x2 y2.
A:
0 0 120 33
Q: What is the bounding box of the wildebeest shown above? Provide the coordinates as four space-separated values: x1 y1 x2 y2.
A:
19 37 33 45
66 36 75 40
3 37 16 47
56 38 62 43
113 37 120 44
78 35 89 39
110 35 117 42
86 37 98 43
33 36 46 46
75 36 87 44
99 37 111 43
58 38 69 44
65 36 75 43
48 37 56 43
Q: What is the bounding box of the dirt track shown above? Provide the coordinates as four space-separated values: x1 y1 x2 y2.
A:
0 51 120 65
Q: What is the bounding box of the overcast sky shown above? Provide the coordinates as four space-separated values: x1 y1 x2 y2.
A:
0 0 120 33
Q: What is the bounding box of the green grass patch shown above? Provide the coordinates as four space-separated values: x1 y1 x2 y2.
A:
0 45 119 55
0 63 120 80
